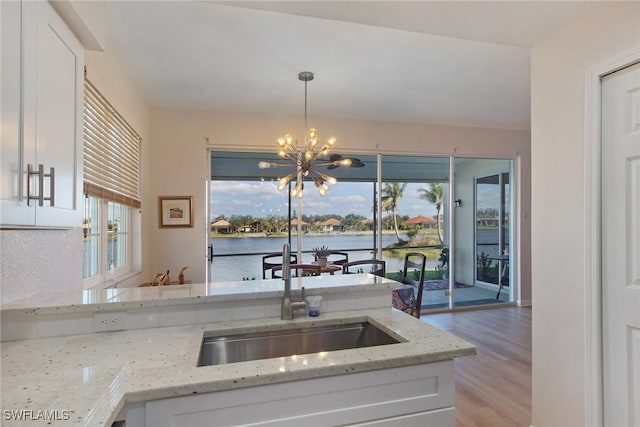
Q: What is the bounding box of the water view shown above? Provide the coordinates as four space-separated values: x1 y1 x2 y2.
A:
210 233 442 282
210 227 505 283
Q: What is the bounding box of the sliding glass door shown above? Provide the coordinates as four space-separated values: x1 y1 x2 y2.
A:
447 158 513 309
208 151 515 311
474 171 511 301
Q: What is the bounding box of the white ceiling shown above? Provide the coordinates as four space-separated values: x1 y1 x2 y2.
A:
104 1 603 130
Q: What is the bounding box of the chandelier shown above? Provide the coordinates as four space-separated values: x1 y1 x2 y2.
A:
258 71 352 198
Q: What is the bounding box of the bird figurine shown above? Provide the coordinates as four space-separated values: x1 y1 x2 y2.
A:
178 266 188 284
161 270 171 286
151 273 163 286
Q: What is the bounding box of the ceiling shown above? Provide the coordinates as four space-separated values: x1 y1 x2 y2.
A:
104 1 603 130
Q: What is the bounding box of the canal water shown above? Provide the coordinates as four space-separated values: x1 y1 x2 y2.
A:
210 233 421 281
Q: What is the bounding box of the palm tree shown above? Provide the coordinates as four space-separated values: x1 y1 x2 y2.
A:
417 183 444 244
381 182 407 244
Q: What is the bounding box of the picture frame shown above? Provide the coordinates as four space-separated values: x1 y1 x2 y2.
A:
159 196 193 228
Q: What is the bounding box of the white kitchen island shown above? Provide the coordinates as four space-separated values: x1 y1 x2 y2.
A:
1 275 476 426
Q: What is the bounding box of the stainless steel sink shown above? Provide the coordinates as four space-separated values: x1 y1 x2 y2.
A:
198 321 401 366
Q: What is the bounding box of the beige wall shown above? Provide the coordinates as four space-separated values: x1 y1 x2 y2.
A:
530 2 640 425
150 108 531 296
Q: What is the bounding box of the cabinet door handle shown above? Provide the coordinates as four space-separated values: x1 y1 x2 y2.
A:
27 163 40 206
26 164 55 207
38 164 45 206
44 167 55 207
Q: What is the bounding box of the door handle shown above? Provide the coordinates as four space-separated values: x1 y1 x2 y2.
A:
27 164 55 207
45 166 55 207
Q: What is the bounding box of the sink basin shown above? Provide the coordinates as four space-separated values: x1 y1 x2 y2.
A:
198 321 401 366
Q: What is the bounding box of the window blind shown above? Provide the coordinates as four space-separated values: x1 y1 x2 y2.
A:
83 80 141 208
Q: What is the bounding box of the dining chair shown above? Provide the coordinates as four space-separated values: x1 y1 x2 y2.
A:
393 252 427 318
325 251 349 266
342 259 386 277
261 252 298 279
271 263 322 278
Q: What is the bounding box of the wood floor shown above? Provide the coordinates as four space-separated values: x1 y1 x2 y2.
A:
423 306 532 427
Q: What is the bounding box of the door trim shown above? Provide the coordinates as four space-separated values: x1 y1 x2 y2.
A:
584 46 640 427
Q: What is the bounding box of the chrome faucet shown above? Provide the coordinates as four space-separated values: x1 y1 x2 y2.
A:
281 243 306 320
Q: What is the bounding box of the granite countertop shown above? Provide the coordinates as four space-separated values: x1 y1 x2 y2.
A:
1 274 398 317
1 308 476 426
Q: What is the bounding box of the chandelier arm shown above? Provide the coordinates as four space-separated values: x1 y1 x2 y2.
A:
307 168 324 180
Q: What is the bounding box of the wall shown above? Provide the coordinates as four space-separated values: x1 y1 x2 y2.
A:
530 2 640 425
0 229 82 305
150 108 531 300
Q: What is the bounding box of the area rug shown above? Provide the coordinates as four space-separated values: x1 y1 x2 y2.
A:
423 280 470 291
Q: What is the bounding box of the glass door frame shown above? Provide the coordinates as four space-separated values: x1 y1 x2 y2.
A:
443 156 517 311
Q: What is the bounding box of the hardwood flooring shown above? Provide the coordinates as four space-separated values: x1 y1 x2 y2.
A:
423 306 532 427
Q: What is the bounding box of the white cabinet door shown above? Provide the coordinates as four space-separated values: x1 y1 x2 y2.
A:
0 0 83 228
143 362 455 427
0 0 35 225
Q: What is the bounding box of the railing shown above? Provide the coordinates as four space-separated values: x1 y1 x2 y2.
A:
208 245 445 282
209 244 444 260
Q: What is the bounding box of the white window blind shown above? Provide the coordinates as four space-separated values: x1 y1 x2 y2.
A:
83 80 141 208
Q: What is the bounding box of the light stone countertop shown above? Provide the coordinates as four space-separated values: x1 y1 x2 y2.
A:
1 308 476 426
1 274 398 317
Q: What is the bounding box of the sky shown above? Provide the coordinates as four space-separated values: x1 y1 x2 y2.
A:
210 180 442 220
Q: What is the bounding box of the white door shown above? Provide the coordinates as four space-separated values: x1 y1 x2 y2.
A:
602 61 640 427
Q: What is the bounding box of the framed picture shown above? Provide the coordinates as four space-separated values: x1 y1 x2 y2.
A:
159 196 193 228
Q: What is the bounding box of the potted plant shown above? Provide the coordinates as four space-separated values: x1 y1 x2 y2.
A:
476 252 493 281
312 245 331 267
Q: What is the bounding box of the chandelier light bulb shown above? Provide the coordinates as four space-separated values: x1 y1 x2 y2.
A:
258 71 353 198
291 182 303 199
277 177 289 192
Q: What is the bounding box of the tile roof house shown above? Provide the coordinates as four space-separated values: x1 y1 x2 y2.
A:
317 218 344 232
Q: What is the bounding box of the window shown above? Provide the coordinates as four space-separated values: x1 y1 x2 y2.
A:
82 80 141 287
83 197 131 281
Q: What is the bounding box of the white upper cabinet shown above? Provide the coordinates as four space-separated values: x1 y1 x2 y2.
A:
0 0 83 228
